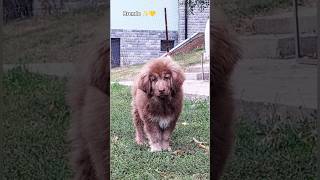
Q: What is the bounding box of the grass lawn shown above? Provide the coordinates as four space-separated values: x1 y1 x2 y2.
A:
110 83 210 179
111 48 204 82
2 68 71 179
2 68 316 179
223 109 317 179
3 6 106 64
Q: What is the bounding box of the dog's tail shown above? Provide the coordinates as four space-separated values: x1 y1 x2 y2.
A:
211 12 241 180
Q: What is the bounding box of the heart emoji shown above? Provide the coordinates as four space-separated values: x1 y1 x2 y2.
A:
149 10 156 16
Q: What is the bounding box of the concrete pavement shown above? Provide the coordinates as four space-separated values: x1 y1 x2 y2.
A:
232 58 317 109
115 80 210 97
3 59 317 109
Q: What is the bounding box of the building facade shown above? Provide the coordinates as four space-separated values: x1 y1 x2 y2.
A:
178 0 210 43
110 0 209 67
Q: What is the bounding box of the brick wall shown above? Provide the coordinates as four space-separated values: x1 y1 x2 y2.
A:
169 32 204 56
187 6 209 37
178 0 186 43
111 29 178 66
178 0 209 43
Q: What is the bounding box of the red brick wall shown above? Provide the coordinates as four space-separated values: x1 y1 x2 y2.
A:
169 33 204 56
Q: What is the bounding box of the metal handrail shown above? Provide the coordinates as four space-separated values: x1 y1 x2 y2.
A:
293 0 301 59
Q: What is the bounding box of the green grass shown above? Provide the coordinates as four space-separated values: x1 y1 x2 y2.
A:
3 6 106 64
2 68 71 179
223 108 317 180
110 83 210 179
111 48 204 82
2 68 316 179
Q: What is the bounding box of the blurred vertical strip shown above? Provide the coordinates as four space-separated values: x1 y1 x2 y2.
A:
0 0 3 178
317 0 320 179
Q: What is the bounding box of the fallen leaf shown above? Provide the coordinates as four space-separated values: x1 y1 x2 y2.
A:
192 137 208 145
197 143 209 151
182 122 189 126
155 169 169 177
111 136 119 143
172 149 184 156
193 137 209 152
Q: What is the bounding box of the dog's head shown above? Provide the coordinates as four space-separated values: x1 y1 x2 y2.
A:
138 56 185 98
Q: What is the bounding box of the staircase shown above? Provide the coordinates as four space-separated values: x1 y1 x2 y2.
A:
158 31 210 81
184 63 209 80
240 7 317 59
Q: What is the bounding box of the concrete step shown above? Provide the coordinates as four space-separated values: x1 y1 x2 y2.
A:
185 63 209 72
185 72 209 80
232 58 317 109
239 33 317 59
296 57 319 65
252 7 316 34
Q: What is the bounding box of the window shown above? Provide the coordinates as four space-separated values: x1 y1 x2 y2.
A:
161 40 174 51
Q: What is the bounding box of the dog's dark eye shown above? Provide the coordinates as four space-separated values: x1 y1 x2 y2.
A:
150 76 157 81
164 75 170 80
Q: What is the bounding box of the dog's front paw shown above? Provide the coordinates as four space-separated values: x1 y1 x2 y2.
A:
136 140 144 145
135 135 145 145
164 146 172 151
149 143 162 152
135 138 145 146
161 141 172 151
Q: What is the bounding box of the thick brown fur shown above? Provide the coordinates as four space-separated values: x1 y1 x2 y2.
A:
211 16 241 180
131 56 185 152
66 40 109 180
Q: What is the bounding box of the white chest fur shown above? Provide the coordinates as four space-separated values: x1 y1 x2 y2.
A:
152 116 173 129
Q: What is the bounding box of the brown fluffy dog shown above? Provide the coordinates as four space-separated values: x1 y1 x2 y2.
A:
131 56 185 152
65 17 238 180
66 41 109 180
211 16 241 180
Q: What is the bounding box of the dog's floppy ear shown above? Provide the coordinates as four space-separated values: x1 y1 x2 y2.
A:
171 68 185 93
138 73 152 95
165 56 185 92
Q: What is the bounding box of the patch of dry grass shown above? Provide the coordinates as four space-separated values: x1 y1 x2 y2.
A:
3 6 107 64
111 48 204 81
